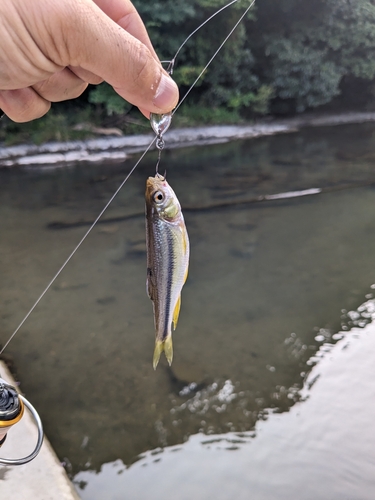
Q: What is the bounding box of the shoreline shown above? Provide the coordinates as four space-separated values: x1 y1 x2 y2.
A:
1 111 375 168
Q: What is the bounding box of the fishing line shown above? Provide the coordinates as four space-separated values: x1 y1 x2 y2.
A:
1 0 256 354
168 0 246 73
0 140 155 355
173 0 256 115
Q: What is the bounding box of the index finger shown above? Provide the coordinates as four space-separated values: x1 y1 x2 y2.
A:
93 0 159 60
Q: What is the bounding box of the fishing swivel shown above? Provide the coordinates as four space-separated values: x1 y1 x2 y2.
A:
150 110 172 174
150 60 174 161
0 376 44 465
150 112 172 151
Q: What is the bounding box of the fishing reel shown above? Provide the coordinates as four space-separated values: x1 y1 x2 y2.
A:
0 376 43 465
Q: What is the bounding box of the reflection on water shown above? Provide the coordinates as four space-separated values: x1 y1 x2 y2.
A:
1 123 375 498
74 318 375 500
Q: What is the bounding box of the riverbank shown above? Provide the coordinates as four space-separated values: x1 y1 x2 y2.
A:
1 111 375 168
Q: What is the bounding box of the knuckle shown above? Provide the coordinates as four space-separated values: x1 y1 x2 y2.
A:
67 82 88 100
32 71 88 102
0 89 50 122
18 101 50 122
11 102 50 123
86 76 103 86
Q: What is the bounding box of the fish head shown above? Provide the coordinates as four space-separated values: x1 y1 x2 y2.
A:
146 174 181 220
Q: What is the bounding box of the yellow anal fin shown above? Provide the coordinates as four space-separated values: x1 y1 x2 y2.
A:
173 295 181 330
153 337 173 370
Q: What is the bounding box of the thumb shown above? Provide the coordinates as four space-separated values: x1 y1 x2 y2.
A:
50 0 179 114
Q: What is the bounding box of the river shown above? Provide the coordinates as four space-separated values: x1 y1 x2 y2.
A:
1 122 375 498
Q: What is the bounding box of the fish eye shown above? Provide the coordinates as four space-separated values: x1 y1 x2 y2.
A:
153 190 165 204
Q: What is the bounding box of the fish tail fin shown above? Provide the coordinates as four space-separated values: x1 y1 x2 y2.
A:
164 336 173 366
153 341 163 370
153 337 173 370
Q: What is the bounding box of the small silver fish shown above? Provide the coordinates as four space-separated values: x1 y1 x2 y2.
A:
145 173 189 369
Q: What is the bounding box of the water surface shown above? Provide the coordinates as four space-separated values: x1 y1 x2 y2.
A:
1 123 375 497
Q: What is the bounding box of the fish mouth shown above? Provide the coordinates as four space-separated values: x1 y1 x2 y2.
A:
146 175 167 198
147 173 165 186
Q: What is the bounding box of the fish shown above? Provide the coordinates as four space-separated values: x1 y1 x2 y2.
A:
145 173 189 369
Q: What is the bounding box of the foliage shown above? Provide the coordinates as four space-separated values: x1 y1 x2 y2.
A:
228 85 274 115
173 105 242 127
263 36 342 112
132 0 197 57
88 83 132 116
0 107 94 146
126 0 375 116
257 0 375 113
173 65 206 87
312 0 375 80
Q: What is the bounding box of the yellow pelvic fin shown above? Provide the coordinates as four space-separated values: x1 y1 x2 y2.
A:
153 337 173 370
172 295 181 330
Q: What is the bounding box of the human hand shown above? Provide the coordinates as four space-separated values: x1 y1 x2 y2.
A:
0 0 179 122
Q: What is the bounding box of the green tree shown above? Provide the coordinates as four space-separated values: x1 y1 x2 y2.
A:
73 0 375 127
263 35 342 112
133 0 263 116
256 0 375 112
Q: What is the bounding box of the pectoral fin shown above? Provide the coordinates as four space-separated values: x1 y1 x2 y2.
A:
146 268 155 300
173 295 181 330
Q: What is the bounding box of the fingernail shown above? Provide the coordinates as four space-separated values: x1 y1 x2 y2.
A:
153 74 179 111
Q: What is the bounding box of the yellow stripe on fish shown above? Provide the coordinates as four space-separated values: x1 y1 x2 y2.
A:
145 173 190 369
